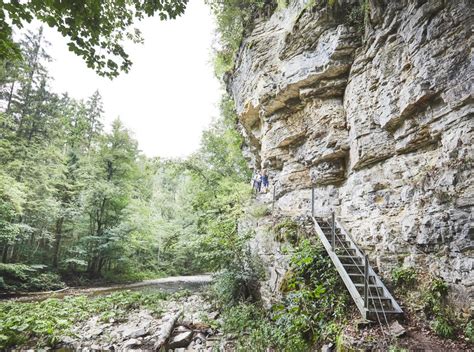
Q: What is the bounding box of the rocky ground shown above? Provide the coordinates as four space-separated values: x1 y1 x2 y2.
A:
60 293 227 351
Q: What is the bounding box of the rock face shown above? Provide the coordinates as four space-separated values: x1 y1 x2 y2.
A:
230 0 473 306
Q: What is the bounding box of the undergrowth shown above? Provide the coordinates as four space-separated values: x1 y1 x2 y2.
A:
391 266 470 341
0 290 168 349
0 263 65 292
217 240 348 351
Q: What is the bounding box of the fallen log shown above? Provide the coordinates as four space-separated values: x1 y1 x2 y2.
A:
153 310 182 351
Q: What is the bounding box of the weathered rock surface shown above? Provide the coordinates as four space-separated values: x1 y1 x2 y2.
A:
62 294 221 351
230 0 473 308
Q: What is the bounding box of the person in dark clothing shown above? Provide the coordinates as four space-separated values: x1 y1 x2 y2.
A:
261 169 269 193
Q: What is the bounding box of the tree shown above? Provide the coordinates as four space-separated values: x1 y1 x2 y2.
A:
1 0 189 78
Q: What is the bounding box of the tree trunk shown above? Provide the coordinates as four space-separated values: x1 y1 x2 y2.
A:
1 245 8 263
6 81 15 113
52 217 64 268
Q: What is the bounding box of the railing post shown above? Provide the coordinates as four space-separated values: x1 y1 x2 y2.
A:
331 211 336 251
364 254 369 309
311 186 315 218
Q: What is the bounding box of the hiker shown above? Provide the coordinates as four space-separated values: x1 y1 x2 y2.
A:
251 170 261 193
261 169 269 193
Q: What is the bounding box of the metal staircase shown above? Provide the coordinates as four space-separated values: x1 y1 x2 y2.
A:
311 206 403 320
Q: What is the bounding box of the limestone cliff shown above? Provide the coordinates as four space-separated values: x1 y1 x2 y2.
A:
229 0 473 306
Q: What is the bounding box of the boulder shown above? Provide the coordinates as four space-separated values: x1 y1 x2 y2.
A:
168 331 193 349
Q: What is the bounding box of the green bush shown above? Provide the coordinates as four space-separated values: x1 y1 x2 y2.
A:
207 0 275 76
391 266 417 288
0 263 65 292
212 251 265 306
274 218 299 245
218 240 348 350
249 203 271 218
431 316 455 339
421 277 458 339
423 277 448 316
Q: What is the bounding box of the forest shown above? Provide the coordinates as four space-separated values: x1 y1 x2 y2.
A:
0 27 253 292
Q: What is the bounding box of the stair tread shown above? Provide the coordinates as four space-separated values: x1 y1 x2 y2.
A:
354 283 382 288
368 309 402 314
366 296 392 300
338 256 363 261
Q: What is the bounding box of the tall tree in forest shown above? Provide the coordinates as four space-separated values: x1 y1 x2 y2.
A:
80 119 140 276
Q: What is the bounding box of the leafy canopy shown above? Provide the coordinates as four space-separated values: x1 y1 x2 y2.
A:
0 0 189 78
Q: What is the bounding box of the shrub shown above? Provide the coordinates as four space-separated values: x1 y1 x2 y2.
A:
274 218 299 245
421 277 458 339
391 266 417 288
431 316 455 339
218 240 348 350
207 0 275 76
0 263 65 292
212 251 265 306
248 203 271 218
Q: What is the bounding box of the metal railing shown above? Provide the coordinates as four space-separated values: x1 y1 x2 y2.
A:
310 185 394 324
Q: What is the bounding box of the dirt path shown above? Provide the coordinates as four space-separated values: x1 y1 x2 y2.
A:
2 274 213 302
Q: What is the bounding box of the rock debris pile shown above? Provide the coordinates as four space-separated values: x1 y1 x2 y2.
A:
61 294 226 351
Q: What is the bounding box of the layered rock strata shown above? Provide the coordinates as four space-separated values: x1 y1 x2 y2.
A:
230 0 473 306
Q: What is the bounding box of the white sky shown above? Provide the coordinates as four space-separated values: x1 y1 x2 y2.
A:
41 0 221 158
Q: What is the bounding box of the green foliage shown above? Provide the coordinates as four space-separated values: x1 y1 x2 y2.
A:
218 239 348 351
212 249 265 306
207 0 275 76
1 1 188 78
277 0 288 10
0 263 65 292
391 266 417 288
274 218 299 245
431 316 455 339
248 203 271 218
0 31 166 287
421 277 457 339
388 346 408 352
422 277 448 317
464 320 474 342
0 290 167 349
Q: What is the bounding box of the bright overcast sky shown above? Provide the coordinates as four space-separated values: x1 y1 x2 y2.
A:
39 0 221 158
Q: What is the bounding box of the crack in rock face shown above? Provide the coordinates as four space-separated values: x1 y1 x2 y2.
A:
230 0 473 309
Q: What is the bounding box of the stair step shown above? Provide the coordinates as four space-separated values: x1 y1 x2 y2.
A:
335 248 357 256
335 240 352 247
339 255 363 265
321 227 342 233
367 296 391 300
323 237 352 248
343 264 365 274
367 309 402 315
368 301 394 310
349 273 377 284
355 284 384 295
